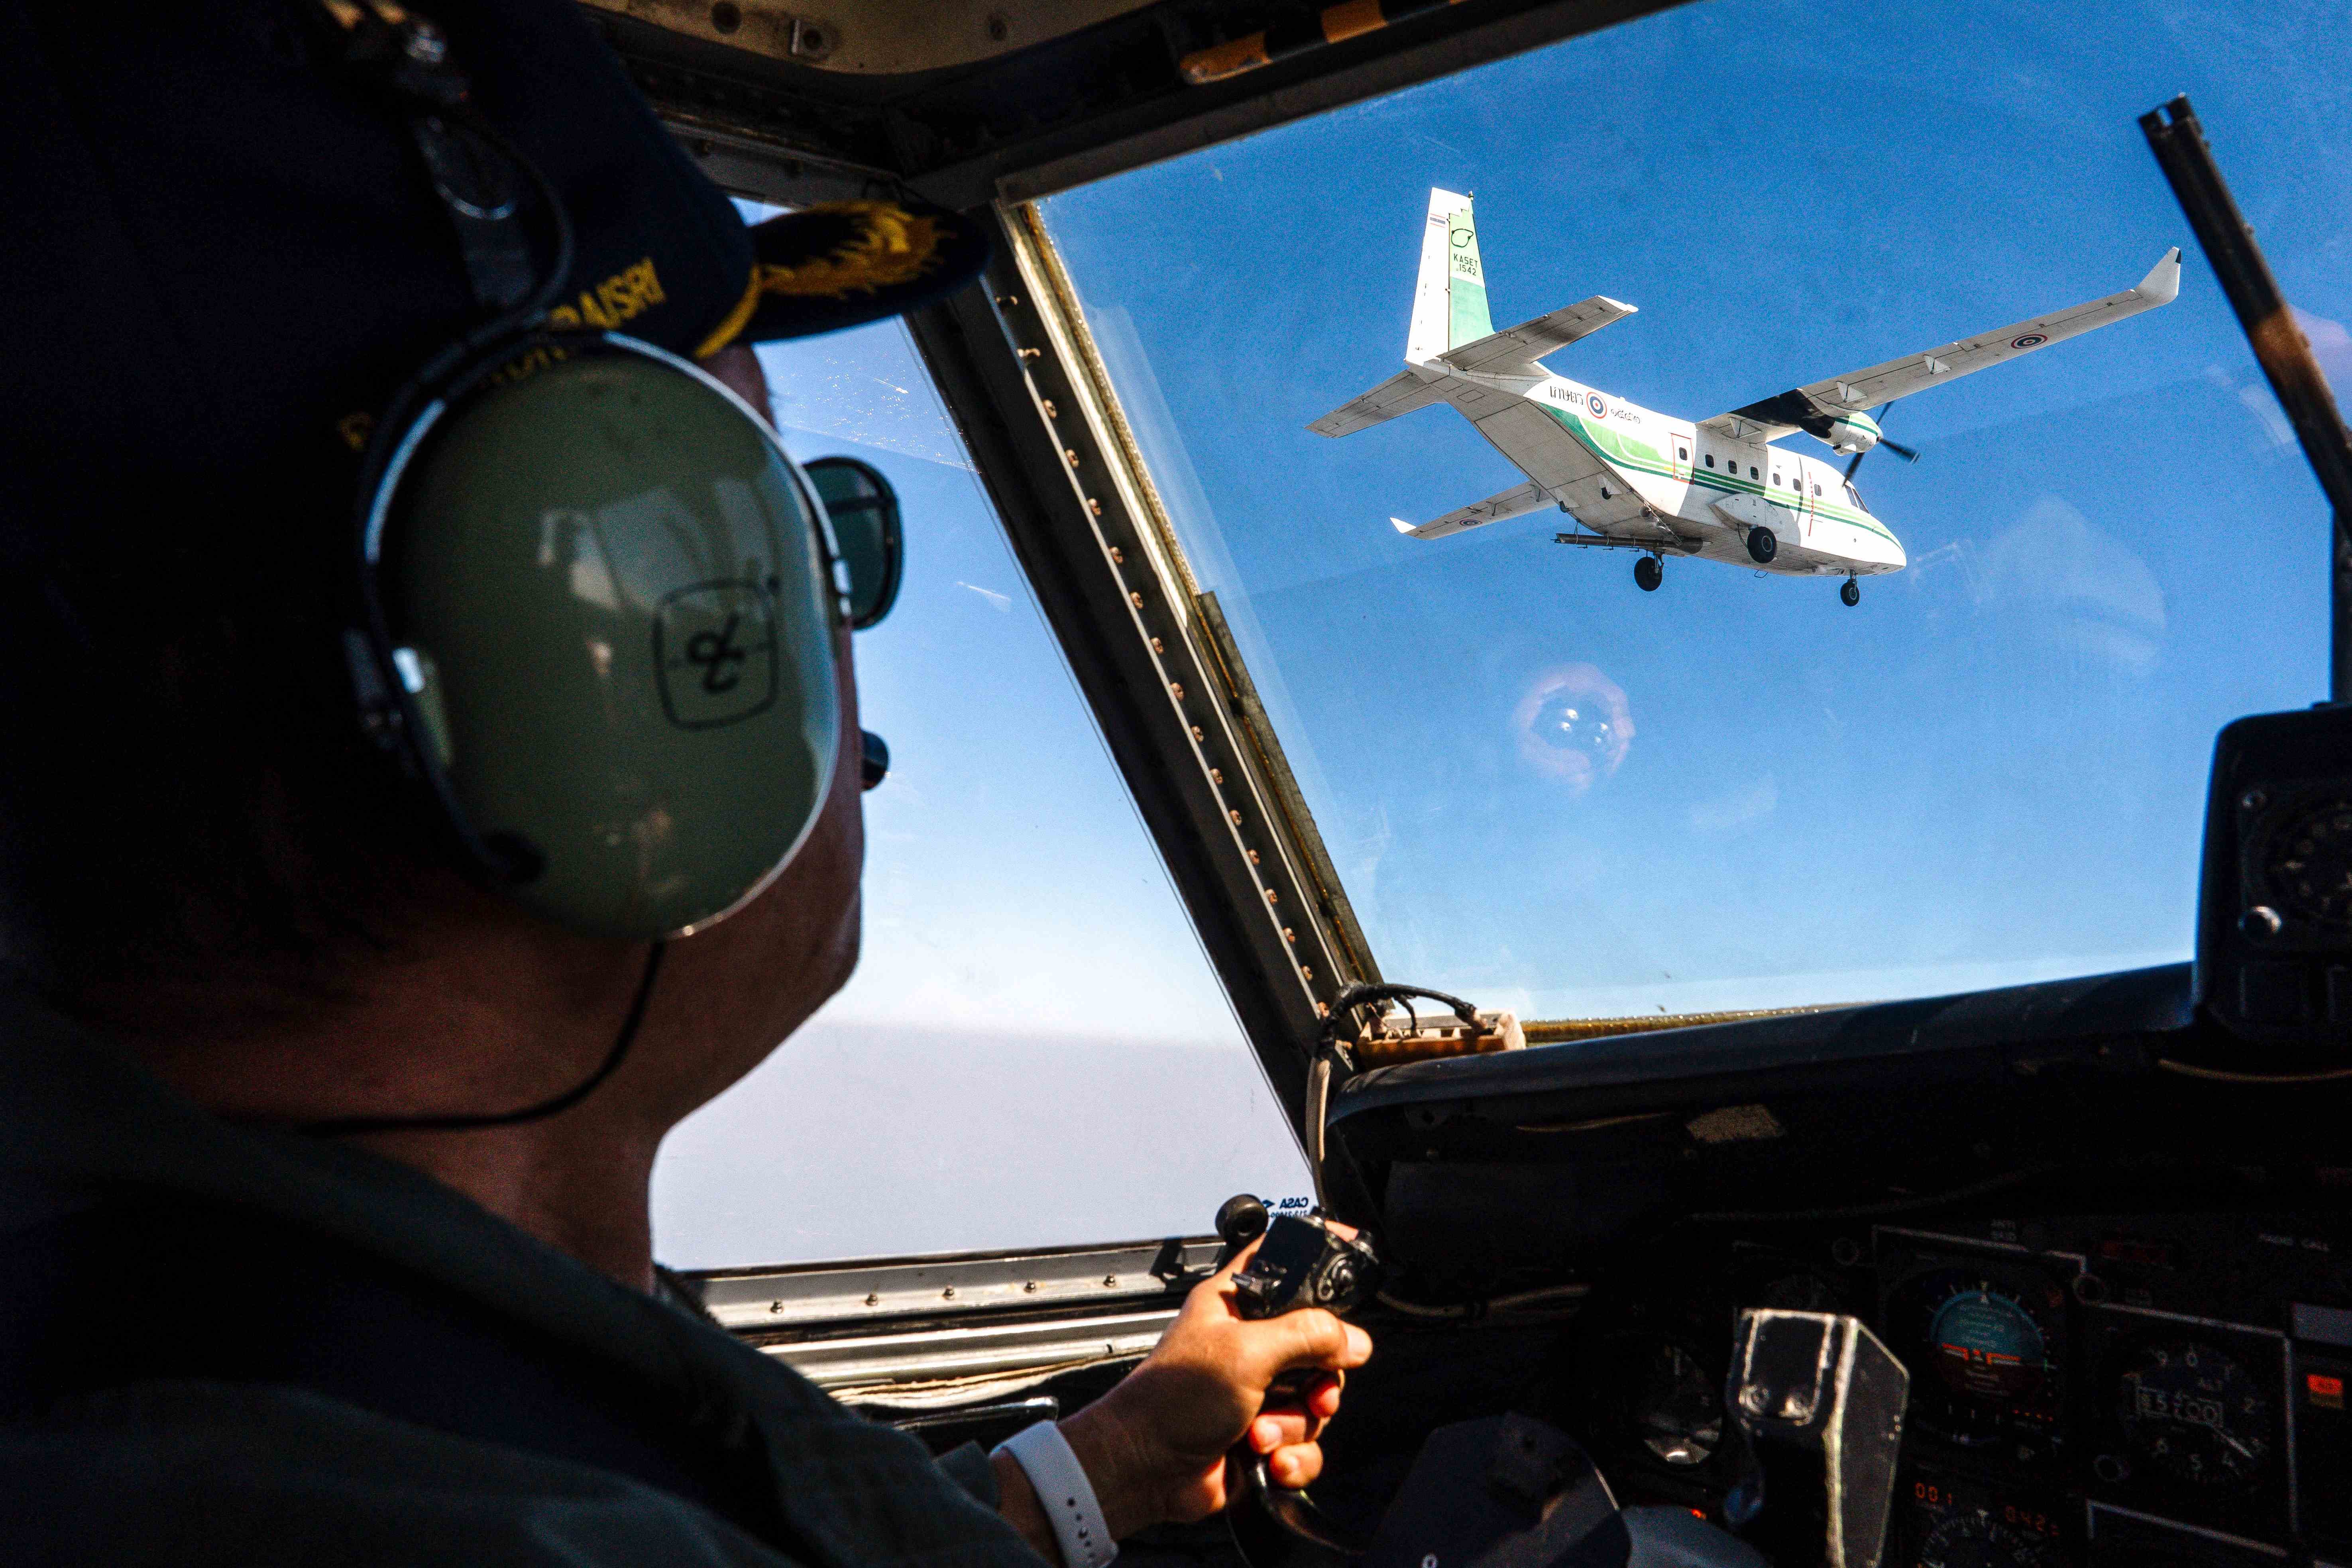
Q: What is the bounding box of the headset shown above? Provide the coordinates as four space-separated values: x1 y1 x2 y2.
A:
305 2 903 1132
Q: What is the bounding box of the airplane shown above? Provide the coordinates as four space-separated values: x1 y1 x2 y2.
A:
1309 188 2181 607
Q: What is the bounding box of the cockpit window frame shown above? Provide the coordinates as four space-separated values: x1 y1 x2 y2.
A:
610 0 1800 1153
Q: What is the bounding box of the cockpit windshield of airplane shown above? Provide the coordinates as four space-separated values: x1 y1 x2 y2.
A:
1037 0 2350 1022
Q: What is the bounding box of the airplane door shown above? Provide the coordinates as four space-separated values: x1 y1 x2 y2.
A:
1668 426 1693 483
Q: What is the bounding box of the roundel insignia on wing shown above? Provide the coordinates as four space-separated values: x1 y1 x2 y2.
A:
1588 392 1607 416
2011 333 2048 349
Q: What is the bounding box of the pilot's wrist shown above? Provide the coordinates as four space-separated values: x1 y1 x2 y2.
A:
1056 1398 1159 1541
993 1415 1126 1566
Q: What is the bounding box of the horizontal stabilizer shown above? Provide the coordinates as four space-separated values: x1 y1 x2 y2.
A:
1308 368 1447 437
1702 247 2183 442
1391 479 1549 540
1434 296 1636 377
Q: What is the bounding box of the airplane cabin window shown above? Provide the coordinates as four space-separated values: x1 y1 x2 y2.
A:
1704 454 1715 468
1036 0 2341 1022
650 263 1307 1267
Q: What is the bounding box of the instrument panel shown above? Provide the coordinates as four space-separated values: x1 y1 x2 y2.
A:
1558 1210 2352 1565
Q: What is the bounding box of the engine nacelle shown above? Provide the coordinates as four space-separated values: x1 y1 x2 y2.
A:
1824 410 1881 454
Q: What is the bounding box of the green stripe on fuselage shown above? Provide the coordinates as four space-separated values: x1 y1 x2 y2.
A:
1536 403 1895 543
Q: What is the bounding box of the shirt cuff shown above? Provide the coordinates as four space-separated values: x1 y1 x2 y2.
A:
934 1440 1000 1509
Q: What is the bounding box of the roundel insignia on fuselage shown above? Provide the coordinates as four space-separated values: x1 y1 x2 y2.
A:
1587 392 1607 417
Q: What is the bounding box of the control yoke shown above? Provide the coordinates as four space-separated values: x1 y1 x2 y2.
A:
1212 1196 1910 1568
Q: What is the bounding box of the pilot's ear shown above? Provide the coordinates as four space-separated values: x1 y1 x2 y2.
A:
698 344 773 428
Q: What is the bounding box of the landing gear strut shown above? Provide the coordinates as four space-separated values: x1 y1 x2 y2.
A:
1746 526 1778 564
1634 554 1663 592
1841 577 1861 607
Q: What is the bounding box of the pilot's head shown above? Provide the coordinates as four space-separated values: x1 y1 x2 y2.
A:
0 1 983 1130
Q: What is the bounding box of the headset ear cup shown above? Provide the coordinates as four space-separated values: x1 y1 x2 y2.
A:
379 342 841 939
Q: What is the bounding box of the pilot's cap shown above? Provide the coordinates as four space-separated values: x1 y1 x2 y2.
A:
0 0 984 583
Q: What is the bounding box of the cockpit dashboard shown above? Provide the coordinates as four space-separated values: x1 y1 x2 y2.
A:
1322 955 2352 1566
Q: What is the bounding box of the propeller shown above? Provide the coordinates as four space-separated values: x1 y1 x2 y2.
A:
1844 404 1918 481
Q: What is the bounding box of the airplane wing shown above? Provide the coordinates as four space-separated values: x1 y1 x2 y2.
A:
1434 296 1637 377
1700 249 2181 442
1307 368 1448 436
1391 479 1549 540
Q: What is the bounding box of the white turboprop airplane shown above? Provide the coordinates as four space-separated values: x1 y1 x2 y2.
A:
1310 188 2181 606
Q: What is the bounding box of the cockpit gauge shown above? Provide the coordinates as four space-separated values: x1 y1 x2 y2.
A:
1927 1284 2051 1405
1917 1507 2063 1568
2260 794 2352 927
1754 1270 1843 1314
1625 1342 1723 1467
1885 1264 2067 1451
2114 1338 2272 1487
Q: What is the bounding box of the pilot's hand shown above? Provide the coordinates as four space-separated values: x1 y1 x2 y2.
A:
1050 1236 1374 1537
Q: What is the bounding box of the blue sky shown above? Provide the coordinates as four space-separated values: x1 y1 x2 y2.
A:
1047 0 2352 1018
652 316 1307 1270
656 0 2351 1267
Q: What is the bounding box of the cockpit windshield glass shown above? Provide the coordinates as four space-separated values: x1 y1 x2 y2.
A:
1041 0 2350 1020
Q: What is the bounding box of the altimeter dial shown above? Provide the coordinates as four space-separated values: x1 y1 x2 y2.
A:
2115 1338 2271 1487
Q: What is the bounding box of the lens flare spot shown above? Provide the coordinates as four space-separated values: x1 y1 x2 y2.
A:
1514 664 1633 792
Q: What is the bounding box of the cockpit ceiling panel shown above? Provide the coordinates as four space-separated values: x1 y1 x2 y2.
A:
595 0 1696 207
577 0 1155 75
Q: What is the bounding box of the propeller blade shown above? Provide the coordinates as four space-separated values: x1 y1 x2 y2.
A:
1843 405 1913 480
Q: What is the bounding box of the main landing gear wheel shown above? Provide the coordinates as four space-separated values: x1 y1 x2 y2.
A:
1745 526 1777 564
1634 554 1663 592
1841 578 1860 607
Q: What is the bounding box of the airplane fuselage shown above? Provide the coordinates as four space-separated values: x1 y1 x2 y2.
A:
1316 188 2174 602
1454 364 1909 578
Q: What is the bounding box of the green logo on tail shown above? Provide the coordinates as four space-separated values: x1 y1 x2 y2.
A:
1446 204 1491 349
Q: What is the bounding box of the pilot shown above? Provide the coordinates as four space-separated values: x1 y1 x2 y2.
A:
0 2 1368 1562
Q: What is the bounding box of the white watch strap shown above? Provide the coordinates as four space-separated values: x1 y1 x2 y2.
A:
994 1420 1118 1568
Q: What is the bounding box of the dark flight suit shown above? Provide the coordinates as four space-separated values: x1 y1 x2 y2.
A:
0 990 1045 1567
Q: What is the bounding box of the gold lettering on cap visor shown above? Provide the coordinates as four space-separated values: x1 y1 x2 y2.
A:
547 256 667 331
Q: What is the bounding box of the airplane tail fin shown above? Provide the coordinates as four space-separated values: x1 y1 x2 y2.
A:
1308 188 1500 436
1406 187 1491 366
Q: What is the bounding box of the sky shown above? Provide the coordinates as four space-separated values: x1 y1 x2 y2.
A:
1045 0 2352 1020
650 315 1309 1271
655 0 2351 1268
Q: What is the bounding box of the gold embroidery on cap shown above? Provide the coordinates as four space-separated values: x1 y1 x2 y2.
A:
548 257 666 332
756 203 944 301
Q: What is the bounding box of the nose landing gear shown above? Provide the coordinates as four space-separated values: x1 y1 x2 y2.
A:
1634 554 1663 592
1841 577 1861 607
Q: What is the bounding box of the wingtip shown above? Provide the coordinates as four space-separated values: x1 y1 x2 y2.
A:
2138 246 2183 306
1390 517 1419 536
